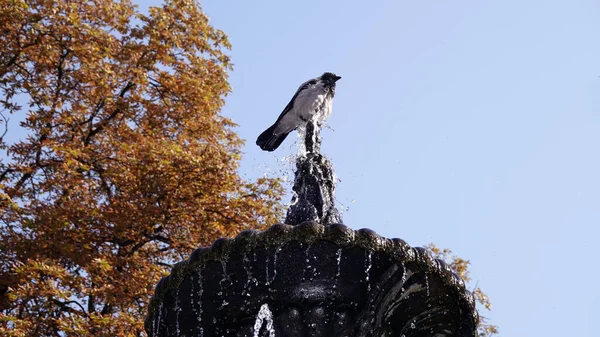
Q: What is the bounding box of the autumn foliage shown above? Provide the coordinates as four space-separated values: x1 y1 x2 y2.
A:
0 0 282 335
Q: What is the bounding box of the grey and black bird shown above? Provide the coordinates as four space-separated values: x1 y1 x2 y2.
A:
256 72 341 152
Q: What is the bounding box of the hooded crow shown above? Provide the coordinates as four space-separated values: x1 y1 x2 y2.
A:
256 72 341 151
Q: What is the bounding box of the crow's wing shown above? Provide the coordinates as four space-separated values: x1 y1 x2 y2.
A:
272 78 318 124
256 77 319 151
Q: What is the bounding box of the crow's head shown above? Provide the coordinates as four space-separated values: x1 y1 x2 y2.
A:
320 72 342 84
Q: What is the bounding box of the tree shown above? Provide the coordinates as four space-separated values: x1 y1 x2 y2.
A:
0 0 283 335
426 244 499 337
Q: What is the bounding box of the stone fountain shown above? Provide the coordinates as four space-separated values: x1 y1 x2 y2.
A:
145 118 478 336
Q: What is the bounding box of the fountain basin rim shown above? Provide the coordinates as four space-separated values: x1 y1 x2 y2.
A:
144 222 478 334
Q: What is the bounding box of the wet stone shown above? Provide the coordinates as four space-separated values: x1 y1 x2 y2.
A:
286 120 342 226
145 224 477 337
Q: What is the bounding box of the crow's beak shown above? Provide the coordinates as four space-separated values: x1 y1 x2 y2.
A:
334 75 342 82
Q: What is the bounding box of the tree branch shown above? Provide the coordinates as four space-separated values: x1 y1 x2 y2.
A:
0 112 8 143
84 82 135 145
50 298 89 318
87 293 95 314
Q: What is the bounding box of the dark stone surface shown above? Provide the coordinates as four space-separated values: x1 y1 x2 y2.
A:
285 121 342 225
145 223 478 337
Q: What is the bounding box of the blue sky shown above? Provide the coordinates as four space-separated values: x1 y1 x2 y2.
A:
193 1 599 335
3 0 598 335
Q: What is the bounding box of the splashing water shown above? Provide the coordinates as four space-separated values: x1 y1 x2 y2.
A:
297 111 327 155
242 254 252 297
400 263 408 291
296 124 309 157
190 273 204 336
304 244 311 281
265 253 270 285
271 246 281 284
335 248 342 278
219 260 229 307
253 252 259 286
253 303 276 337
196 272 204 337
365 251 373 291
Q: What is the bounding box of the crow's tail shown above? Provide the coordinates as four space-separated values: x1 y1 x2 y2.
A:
256 123 291 152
